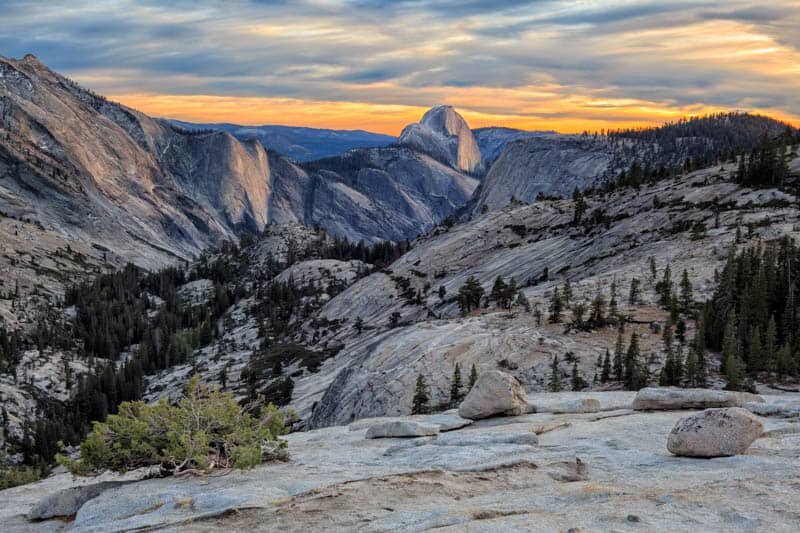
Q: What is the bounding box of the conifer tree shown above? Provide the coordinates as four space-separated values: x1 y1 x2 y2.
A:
549 355 562 392
628 278 641 305
601 349 611 383
450 363 463 405
549 287 563 323
624 332 643 390
764 317 777 373
571 361 586 391
679 269 693 313
468 363 478 390
412 374 430 415
613 330 624 382
563 280 573 305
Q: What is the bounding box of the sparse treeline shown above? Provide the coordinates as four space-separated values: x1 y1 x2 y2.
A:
597 114 799 193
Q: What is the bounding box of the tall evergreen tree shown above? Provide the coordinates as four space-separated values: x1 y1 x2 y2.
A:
601 349 612 383
468 363 478 390
549 355 562 392
450 363 463 405
412 374 430 415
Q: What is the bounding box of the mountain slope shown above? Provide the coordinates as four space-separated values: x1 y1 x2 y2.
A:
472 126 553 165
0 54 271 268
470 113 796 215
300 156 800 427
169 120 395 162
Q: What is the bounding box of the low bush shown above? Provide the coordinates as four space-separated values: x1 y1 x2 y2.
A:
58 376 288 476
0 464 43 489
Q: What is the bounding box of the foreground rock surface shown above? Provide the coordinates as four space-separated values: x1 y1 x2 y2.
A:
458 370 527 420
667 407 765 458
633 387 764 411
4 392 800 532
365 421 440 439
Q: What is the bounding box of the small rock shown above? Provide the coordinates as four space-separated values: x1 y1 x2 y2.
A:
548 458 588 482
422 413 473 431
458 370 527 420
744 401 800 418
27 482 124 520
365 420 441 439
627 514 641 523
667 407 764 457
435 431 538 447
550 398 601 414
632 387 763 411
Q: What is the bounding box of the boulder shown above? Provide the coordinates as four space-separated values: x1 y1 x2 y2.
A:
458 370 527 420
550 398 601 414
422 413 473 432
667 407 764 457
28 482 125 520
365 420 440 439
632 387 763 411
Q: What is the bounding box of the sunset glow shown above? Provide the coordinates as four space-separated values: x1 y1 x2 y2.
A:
2 0 799 133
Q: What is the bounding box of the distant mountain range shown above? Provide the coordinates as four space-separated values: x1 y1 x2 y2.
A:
167 120 396 162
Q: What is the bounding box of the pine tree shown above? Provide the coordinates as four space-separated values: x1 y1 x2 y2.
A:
624 332 643 390
764 317 777 373
468 363 478 390
683 346 701 387
747 325 763 372
491 276 508 307
563 280 573 305
776 344 796 377
628 278 641 305
549 355 562 392
450 363 463 405
412 374 430 415
571 361 586 391
721 312 739 376
601 349 611 383
679 269 693 313
549 287 563 323
613 330 624 381
515 290 531 312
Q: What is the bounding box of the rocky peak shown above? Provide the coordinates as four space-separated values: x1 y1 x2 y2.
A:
399 105 483 174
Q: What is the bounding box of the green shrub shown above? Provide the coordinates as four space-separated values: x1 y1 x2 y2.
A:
58 376 288 476
0 465 43 489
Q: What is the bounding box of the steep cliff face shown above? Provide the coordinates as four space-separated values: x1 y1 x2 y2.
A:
470 135 616 215
0 56 481 265
399 105 483 174
0 54 271 267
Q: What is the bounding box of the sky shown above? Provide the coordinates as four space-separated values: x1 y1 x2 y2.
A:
2 0 799 134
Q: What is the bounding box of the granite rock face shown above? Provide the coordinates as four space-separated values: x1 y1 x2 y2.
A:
364 421 441 439
399 105 483 174
6 392 800 532
667 407 765 457
458 370 527 420
633 388 763 411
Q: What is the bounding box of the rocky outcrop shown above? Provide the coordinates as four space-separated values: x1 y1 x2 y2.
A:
667 408 764 457
7 392 800 532
365 420 441 439
632 388 763 411
27 482 127 520
549 398 601 414
399 105 482 173
458 370 527 420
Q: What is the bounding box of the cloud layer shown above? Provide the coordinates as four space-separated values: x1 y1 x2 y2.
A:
2 0 798 133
